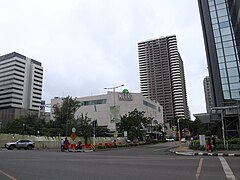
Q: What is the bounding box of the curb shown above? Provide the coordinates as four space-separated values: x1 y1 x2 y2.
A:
169 149 240 157
68 149 94 153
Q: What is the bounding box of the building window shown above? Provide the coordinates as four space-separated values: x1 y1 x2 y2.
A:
229 76 239 83
227 67 239 77
224 47 235 56
230 83 240 90
221 27 231 36
217 8 227 17
222 41 233 48
223 90 230 99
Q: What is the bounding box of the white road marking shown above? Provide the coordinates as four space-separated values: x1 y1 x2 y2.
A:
0 170 17 180
219 157 236 180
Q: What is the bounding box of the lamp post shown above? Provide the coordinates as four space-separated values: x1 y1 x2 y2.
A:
104 84 125 132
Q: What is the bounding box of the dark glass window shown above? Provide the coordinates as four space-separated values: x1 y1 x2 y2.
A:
218 56 225 63
218 16 228 22
215 42 222 49
211 11 217 18
217 8 227 17
208 1 214 6
214 29 220 37
220 69 227 77
225 55 236 61
223 90 230 99
221 77 228 84
224 47 235 55
231 90 240 99
222 35 232 41
222 41 233 48
216 3 226 9
219 62 226 69
226 61 237 68
229 76 239 84
211 18 218 24
217 48 224 56
230 83 240 90
219 21 229 28
215 0 226 5
212 23 219 29
222 84 229 91
227 67 238 76
221 27 231 36
210 5 216 11
215 37 221 43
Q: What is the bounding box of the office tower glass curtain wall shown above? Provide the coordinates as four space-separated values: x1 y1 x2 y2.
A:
210 0 240 101
199 0 240 106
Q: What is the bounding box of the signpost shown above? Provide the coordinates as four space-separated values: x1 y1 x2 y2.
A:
71 127 77 141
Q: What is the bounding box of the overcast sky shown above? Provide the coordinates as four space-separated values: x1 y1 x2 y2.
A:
0 0 208 118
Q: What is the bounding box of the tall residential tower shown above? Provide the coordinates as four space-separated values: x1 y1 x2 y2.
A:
138 35 190 124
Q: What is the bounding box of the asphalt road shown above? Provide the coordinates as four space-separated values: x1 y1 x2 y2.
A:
0 142 239 180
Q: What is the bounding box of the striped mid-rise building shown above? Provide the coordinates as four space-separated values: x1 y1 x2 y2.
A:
0 52 43 125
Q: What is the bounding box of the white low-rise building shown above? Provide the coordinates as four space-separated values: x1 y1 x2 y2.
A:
51 91 164 132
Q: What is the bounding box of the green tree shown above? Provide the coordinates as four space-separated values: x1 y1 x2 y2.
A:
76 113 92 145
118 109 152 141
52 96 80 136
2 114 45 135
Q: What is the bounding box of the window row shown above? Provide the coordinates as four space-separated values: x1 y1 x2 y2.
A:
223 90 240 100
221 76 239 84
217 46 236 57
220 67 240 77
219 61 238 70
214 27 232 37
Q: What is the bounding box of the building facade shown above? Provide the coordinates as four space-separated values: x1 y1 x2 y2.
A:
138 35 190 125
203 76 213 113
51 91 164 132
198 0 240 107
0 52 43 125
198 0 240 138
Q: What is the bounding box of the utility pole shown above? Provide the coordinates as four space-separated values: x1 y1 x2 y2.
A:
177 118 183 152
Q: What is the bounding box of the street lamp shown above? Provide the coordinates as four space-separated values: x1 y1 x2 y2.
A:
104 84 125 132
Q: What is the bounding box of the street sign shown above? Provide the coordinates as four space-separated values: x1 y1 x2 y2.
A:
70 133 77 141
72 127 76 133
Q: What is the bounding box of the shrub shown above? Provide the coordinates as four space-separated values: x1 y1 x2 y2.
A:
189 138 240 150
96 145 106 149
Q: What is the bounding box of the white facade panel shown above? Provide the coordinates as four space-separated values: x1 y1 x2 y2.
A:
51 92 164 131
0 52 43 111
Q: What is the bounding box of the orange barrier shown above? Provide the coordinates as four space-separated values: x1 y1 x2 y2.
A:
70 143 76 149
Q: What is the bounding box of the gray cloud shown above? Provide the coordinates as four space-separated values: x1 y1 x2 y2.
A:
0 0 208 117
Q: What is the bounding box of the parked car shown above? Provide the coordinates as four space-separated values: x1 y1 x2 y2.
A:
165 138 175 142
5 139 35 150
181 138 186 143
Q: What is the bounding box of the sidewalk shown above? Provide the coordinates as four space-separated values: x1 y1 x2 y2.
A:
170 143 240 157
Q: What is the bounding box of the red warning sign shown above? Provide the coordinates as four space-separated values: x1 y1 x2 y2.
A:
70 133 77 141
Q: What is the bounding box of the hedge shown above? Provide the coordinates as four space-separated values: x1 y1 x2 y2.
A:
189 138 240 150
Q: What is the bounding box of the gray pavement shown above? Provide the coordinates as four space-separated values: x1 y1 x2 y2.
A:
170 142 240 157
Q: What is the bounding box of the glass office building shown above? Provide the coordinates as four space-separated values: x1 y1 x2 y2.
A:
198 0 240 138
198 0 240 107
